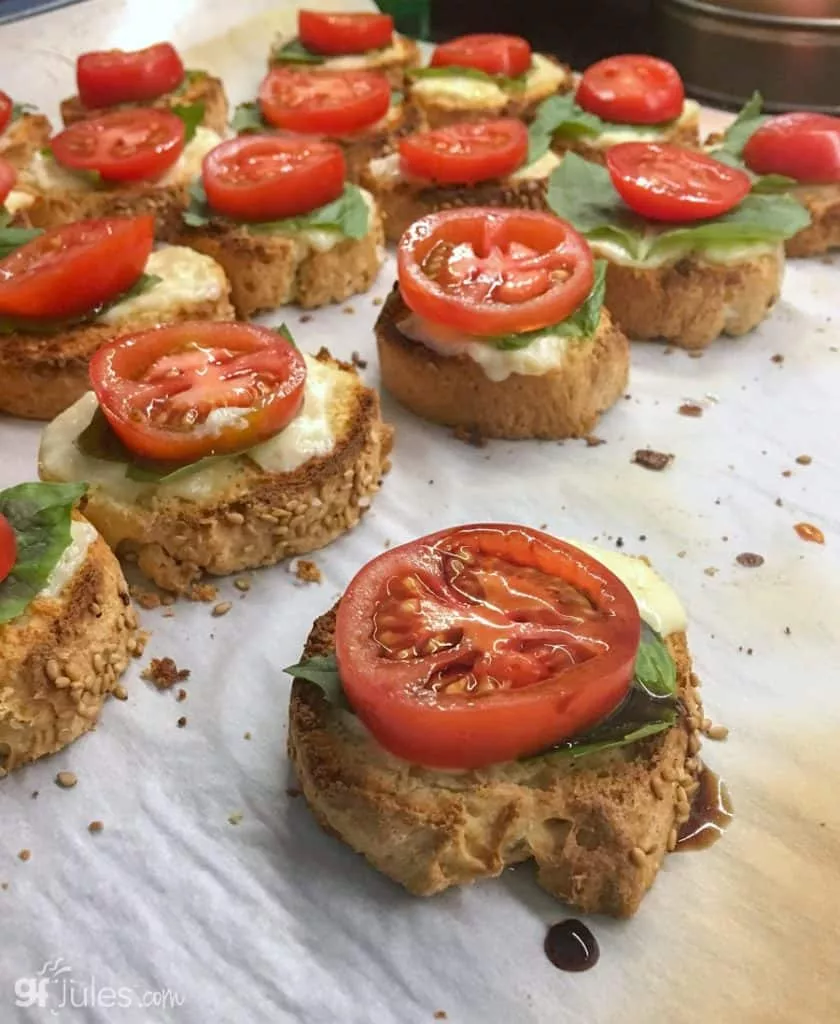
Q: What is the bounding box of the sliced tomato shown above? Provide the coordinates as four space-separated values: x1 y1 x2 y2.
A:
606 142 751 222
298 10 393 55
89 322 307 462
430 34 532 78
334 524 641 769
0 513 16 585
202 136 345 221
77 43 185 109
398 208 594 338
399 119 528 185
0 157 16 206
0 91 12 135
0 216 153 320
258 67 390 136
50 108 185 183
743 112 840 185
576 54 684 125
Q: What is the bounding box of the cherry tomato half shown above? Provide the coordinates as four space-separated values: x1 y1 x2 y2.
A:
0 91 12 135
743 112 840 185
298 10 394 55
399 118 528 185
0 157 17 206
77 42 185 109
50 108 185 183
202 135 346 222
334 524 641 769
430 33 532 78
89 321 307 463
258 67 390 136
397 208 594 338
0 513 17 585
576 54 684 125
606 142 752 222
0 216 154 320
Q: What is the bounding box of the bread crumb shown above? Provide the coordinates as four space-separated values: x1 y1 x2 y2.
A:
372 296 384 306
177 716 187 728
212 601 233 617
782 469 792 477
794 522 825 544
141 657 190 690
736 552 764 567
88 821 104 834
351 350 368 370
678 403 703 418
342 304 355 315
434 1013 448 1021
131 587 161 610
771 353 784 364
795 454 812 465
632 449 674 471
160 593 176 607
176 688 187 702
243 731 252 740
113 684 128 701
17 849 30 861
286 787 302 798
299 313 313 323
233 577 251 592
55 771 77 789
228 812 243 826
31 790 38 799
703 567 718 577
189 582 218 603
295 560 322 584
1 882 8 890
453 425 487 448
584 435 605 447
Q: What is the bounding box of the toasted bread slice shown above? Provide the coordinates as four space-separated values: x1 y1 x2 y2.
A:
331 101 421 184
269 33 420 89
551 103 701 165
784 184 840 258
39 351 395 593
376 288 629 439
0 246 234 421
288 603 705 917
0 113 52 170
360 151 557 243
598 246 784 350
60 71 229 135
0 515 139 774
175 197 384 318
407 54 573 129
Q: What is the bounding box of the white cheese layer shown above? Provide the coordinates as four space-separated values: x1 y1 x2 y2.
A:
99 246 227 327
40 520 98 601
397 313 569 382
368 150 557 187
508 148 561 182
287 187 375 254
304 33 411 72
586 100 700 149
411 74 506 109
524 53 571 96
38 355 338 505
589 236 780 270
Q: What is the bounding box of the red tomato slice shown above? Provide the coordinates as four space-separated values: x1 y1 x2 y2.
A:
298 10 393 55
430 34 532 78
0 216 153 320
202 136 345 221
50 108 185 183
399 119 528 185
743 112 840 185
0 513 16 585
89 321 307 462
0 91 12 135
77 43 185 109
606 142 751 222
334 524 641 769
576 54 684 125
258 67 390 136
398 208 594 338
0 157 17 206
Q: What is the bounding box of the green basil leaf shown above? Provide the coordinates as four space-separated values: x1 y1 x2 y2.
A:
391 89 404 107
492 260 607 350
11 101 37 122
712 148 797 193
183 177 212 227
230 101 266 134
171 101 204 143
719 91 765 157
0 482 87 624
548 152 639 239
248 183 370 240
274 323 297 347
285 652 350 708
0 210 41 258
173 68 207 96
547 715 677 760
528 93 604 163
633 622 677 698
271 38 326 65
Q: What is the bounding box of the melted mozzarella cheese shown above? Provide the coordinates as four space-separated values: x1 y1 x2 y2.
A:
314 34 410 71
99 246 227 327
156 126 222 186
397 313 569 382
411 75 506 109
589 236 780 270
522 53 571 97
508 149 561 182
40 520 98 601
587 100 700 149
290 188 375 254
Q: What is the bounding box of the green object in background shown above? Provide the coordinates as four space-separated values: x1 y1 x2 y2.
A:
376 0 430 39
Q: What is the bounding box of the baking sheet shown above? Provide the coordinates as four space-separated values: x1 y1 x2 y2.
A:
1 6 839 1022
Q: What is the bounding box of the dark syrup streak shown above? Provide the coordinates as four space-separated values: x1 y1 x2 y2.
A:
544 919 600 972
676 765 734 851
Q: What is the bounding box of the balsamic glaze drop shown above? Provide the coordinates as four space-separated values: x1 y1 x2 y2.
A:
677 765 733 851
544 919 600 972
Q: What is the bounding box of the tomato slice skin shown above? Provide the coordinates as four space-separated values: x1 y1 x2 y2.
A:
576 54 684 125
259 67 390 136
334 524 641 770
77 43 185 109
0 157 16 206
397 208 594 338
298 10 394 55
202 135 346 221
0 513 17 585
0 91 12 135
89 321 307 462
430 34 532 78
0 216 153 320
50 108 185 183
606 142 752 222
743 112 840 185
399 119 528 185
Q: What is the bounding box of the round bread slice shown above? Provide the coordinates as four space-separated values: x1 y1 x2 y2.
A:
39 350 395 593
599 246 784 350
288 602 705 918
376 288 629 439
0 515 140 774
784 184 840 258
